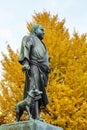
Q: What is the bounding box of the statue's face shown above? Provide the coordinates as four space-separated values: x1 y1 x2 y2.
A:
35 25 44 40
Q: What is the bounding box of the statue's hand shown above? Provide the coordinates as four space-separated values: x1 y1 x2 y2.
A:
22 64 30 72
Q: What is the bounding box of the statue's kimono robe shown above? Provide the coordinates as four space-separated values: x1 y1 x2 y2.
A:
19 34 50 107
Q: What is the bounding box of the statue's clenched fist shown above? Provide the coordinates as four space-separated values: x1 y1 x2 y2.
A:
22 64 30 72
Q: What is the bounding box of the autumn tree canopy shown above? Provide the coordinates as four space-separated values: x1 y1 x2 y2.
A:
0 11 87 130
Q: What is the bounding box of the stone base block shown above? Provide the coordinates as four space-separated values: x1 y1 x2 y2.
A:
0 119 63 130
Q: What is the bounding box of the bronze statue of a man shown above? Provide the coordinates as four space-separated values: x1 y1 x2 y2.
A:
18 24 50 120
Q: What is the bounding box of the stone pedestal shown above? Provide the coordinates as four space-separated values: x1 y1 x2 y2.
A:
0 119 63 130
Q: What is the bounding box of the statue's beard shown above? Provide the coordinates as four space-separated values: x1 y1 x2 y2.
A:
35 32 44 40
37 35 44 40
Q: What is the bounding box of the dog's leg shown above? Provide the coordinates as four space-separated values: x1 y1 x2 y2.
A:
26 105 32 119
15 101 25 121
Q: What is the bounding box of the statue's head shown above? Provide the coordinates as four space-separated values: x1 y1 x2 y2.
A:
30 24 44 40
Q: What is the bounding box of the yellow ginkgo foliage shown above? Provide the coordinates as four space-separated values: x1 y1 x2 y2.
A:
0 45 25 124
0 11 87 129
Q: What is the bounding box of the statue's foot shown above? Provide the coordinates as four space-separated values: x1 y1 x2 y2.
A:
36 117 44 122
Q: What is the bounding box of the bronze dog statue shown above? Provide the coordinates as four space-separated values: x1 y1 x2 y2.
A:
15 88 42 121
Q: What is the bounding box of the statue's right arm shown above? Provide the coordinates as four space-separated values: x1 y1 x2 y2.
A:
19 35 33 71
